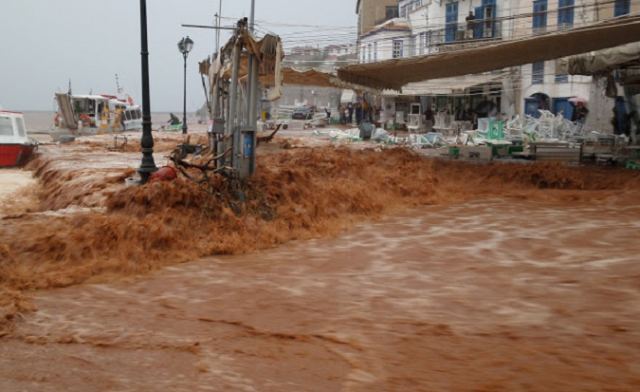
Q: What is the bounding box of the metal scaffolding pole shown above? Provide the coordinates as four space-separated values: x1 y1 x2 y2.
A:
210 78 220 153
247 57 259 175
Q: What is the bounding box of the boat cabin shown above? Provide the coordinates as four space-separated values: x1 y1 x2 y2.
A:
0 110 35 167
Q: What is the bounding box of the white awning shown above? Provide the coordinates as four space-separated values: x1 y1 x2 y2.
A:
341 89 355 103
382 73 504 96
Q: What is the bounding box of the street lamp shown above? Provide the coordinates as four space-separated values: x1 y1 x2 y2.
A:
178 36 194 134
138 0 157 183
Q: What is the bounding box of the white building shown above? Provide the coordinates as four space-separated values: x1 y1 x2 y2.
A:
513 0 593 121
359 18 412 63
360 0 516 123
357 0 635 130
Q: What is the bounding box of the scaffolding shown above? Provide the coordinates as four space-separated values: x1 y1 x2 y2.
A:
208 18 281 181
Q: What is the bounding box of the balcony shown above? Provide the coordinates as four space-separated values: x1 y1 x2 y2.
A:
431 19 503 53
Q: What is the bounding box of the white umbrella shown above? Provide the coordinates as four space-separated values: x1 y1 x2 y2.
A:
569 97 588 105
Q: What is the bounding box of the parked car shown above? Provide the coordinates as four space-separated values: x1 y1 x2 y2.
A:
291 107 313 120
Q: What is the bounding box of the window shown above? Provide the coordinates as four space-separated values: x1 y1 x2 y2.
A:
374 42 378 61
482 0 497 39
532 61 545 84
361 45 366 63
367 44 372 63
425 31 433 53
410 36 416 56
445 2 459 43
0 116 13 136
614 0 630 16
392 40 404 59
558 0 574 30
419 32 426 55
532 0 547 33
401 4 409 18
555 59 568 83
400 0 423 18
15 117 26 137
385 6 399 20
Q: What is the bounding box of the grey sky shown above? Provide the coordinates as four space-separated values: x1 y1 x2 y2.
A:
0 0 356 112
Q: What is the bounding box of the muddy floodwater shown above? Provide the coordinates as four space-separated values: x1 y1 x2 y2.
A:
2 200 640 391
1 132 640 391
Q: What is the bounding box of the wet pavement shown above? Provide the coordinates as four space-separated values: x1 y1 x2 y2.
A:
2 199 639 391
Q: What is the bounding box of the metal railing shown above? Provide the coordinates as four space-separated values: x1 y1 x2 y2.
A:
433 19 504 49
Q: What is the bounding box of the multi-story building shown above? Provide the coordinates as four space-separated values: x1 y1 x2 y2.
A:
356 0 638 129
517 0 638 125
359 0 517 123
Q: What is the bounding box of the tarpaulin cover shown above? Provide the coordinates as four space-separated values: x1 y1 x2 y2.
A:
203 30 364 100
337 16 640 90
558 42 640 75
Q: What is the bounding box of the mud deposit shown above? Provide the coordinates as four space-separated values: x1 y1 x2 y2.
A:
1 136 640 390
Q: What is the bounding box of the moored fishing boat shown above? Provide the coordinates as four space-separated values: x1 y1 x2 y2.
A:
0 110 36 167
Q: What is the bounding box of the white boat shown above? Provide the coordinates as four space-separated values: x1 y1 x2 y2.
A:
54 93 142 134
0 110 36 167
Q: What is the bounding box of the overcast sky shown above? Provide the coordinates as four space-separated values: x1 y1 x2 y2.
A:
0 0 356 112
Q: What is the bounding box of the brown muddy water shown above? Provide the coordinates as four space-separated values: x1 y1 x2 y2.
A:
1 133 640 391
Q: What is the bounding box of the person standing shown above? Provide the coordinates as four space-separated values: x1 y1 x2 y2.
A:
347 103 354 124
572 102 589 124
355 102 363 125
465 11 476 39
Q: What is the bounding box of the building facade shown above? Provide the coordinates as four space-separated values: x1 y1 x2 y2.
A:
359 0 518 123
356 0 400 37
356 0 638 129
516 0 638 124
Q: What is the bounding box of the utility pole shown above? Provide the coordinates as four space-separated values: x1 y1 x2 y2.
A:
249 0 255 32
215 13 220 53
217 0 223 53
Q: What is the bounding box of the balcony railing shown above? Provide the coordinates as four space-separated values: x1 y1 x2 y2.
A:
430 19 503 52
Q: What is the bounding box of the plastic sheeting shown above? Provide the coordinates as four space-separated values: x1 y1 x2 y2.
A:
560 42 640 76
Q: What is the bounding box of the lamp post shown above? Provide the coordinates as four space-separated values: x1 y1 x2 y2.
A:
138 0 157 183
178 36 194 134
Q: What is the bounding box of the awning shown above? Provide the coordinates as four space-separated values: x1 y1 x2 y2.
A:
383 73 505 96
280 68 338 88
337 16 640 90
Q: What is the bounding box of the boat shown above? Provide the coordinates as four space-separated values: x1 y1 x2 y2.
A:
54 92 142 134
0 110 37 167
